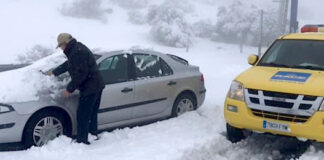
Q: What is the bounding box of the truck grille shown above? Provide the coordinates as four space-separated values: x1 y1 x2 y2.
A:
245 89 323 118
251 109 310 123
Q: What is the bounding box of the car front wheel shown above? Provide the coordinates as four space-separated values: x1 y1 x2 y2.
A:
23 111 66 148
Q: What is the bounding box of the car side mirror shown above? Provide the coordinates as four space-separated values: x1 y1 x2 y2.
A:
248 54 259 65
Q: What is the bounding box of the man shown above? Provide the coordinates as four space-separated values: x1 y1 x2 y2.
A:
47 33 105 144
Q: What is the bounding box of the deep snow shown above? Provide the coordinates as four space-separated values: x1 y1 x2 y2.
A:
1 0 324 160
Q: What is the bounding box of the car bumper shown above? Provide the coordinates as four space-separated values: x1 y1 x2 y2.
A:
197 89 206 107
0 111 30 143
224 97 324 142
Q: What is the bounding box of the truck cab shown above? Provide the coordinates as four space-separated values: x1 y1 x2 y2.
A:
224 32 324 143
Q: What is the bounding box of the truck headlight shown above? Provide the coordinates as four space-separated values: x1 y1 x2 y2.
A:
229 81 245 101
0 104 14 114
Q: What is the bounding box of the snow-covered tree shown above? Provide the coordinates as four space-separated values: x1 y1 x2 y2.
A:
146 0 194 48
60 0 112 22
111 0 148 9
253 10 279 46
16 45 54 64
193 20 217 39
214 1 259 45
194 1 279 46
128 10 147 25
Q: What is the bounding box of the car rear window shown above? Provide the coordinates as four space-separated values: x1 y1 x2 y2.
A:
167 54 188 65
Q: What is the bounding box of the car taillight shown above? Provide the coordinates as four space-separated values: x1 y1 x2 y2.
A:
301 26 318 33
200 74 204 82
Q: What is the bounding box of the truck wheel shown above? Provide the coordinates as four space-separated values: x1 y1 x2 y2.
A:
23 111 66 148
226 123 246 143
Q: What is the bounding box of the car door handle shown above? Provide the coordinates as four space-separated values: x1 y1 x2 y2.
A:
167 81 177 86
121 87 133 93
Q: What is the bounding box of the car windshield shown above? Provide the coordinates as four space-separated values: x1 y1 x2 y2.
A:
258 40 324 71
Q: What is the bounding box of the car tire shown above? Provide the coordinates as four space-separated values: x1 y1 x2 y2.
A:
226 123 246 143
23 110 67 148
171 94 197 117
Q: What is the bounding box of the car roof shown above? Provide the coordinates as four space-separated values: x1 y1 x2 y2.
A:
95 49 188 73
97 49 167 58
279 33 324 41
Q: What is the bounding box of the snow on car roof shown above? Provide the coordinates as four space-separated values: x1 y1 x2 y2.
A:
0 52 67 103
0 48 179 103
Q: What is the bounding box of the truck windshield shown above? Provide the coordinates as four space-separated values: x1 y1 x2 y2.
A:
258 40 324 71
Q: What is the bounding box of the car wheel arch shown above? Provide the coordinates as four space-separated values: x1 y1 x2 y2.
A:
174 90 197 108
21 106 73 143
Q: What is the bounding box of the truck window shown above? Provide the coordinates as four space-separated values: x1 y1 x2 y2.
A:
258 40 324 71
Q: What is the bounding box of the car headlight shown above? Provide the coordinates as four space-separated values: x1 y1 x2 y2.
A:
228 81 245 101
0 104 14 114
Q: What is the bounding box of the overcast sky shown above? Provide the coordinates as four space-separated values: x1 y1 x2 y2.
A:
298 0 324 25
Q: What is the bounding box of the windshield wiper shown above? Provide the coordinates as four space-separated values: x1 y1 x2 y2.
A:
291 65 324 71
259 62 290 68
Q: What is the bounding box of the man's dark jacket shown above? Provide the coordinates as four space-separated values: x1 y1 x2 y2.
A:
53 39 105 96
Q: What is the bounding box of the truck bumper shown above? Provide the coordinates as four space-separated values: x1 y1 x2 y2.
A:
224 97 324 142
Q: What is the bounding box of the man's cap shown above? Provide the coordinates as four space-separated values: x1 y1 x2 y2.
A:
56 33 73 48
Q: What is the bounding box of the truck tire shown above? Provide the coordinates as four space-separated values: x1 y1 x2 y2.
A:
226 123 246 143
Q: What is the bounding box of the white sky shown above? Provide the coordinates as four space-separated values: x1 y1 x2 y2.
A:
298 0 324 25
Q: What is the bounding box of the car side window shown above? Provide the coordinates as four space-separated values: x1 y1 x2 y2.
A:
133 54 161 79
133 54 173 79
98 57 113 71
160 58 173 76
98 54 128 84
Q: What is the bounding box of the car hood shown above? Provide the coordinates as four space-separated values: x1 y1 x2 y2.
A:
0 53 69 103
236 66 324 97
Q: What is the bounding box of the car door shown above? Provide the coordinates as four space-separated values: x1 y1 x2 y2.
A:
97 54 135 127
132 53 175 119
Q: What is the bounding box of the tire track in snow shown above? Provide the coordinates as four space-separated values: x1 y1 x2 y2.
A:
177 133 310 160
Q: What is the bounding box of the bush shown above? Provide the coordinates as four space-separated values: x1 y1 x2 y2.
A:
16 45 54 64
60 0 111 22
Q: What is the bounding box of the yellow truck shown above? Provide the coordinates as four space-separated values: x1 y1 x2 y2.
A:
224 32 324 143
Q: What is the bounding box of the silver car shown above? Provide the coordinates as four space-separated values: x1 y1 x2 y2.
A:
0 49 206 147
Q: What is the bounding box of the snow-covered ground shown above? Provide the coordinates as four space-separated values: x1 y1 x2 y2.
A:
0 39 254 160
1 0 324 160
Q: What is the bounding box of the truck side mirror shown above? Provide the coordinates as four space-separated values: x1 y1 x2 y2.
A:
248 54 259 65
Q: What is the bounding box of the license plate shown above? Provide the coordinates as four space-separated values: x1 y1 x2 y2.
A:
263 120 290 133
